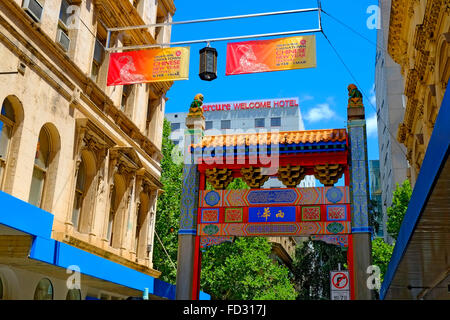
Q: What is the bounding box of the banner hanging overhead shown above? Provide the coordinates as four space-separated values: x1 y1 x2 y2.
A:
225 35 316 76
107 47 190 86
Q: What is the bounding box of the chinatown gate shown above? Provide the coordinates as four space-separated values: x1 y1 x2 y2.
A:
175 85 373 300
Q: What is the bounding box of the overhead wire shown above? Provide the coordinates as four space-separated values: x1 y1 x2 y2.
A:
319 25 409 160
155 230 178 272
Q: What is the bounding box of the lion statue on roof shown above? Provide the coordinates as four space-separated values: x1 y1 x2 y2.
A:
187 93 204 118
347 84 364 108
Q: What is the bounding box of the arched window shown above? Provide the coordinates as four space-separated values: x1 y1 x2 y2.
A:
28 127 51 207
34 278 53 300
135 192 149 259
72 159 86 229
66 289 81 300
0 99 15 188
107 173 127 249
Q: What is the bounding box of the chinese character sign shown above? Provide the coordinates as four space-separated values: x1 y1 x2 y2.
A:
248 206 296 223
107 47 190 86
226 35 317 76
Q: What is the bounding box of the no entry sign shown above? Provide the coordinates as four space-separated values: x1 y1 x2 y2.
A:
330 271 350 291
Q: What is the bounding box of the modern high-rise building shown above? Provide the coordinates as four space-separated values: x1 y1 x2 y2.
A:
165 97 316 189
375 0 409 243
0 0 209 300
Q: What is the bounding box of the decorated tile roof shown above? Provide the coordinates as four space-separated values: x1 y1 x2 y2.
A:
192 129 347 148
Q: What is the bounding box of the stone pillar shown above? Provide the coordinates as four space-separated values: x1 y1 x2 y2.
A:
176 95 205 300
347 84 374 300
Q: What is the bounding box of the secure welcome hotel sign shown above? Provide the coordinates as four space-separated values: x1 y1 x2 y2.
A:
226 35 317 76
107 47 190 86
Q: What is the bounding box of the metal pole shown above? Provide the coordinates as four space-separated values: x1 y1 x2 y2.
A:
106 27 322 52
107 8 320 32
318 0 322 30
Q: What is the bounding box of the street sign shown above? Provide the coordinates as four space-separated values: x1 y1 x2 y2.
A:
330 271 350 291
331 290 350 300
330 270 350 300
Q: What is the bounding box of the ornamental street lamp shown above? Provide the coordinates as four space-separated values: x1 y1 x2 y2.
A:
199 44 218 81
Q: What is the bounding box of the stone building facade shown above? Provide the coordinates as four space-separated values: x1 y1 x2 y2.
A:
0 0 177 299
389 0 449 186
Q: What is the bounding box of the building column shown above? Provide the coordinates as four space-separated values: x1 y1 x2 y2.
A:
347 84 374 300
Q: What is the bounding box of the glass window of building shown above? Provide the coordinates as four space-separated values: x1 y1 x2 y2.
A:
205 121 213 130
271 117 281 127
34 278 53 300
57 0 72 52
0 99 15 188
28 128 51 208
66 289 81 300
255 118 265 128
171 122 180 131
221 120 231 130
91 25 106 83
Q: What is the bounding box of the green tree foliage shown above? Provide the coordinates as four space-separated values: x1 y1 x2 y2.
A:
200 237 297 300
200 177 296 300
153 121 296 299
153 119 183 284
368 199 382 235
371 238 394 285
386 180 412 240
292 239 347 300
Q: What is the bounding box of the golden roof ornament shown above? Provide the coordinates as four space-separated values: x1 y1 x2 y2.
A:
347 84 364 108
187 93 205 119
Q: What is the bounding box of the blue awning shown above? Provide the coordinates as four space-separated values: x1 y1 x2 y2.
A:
380 82 450 299
0 191 210 300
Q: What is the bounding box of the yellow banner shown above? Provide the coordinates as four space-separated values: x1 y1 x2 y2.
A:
108 47 190 86
226 35 317 75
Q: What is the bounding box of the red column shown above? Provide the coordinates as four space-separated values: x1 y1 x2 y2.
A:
192 173 205 300
192 235 202 300
344 165 350 186
347 234 355 300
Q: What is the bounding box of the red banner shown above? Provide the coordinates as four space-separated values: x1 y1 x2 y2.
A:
107 47 190 86
226 35 317 76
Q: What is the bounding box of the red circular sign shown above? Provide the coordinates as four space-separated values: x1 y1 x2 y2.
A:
332 272 349 289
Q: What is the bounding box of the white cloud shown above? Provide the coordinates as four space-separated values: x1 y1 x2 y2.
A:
305 102 336 123
366 113 378 137
299 95 314 103
369 84 376 106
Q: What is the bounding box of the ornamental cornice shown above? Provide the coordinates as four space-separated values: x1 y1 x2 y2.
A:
388 0 409 65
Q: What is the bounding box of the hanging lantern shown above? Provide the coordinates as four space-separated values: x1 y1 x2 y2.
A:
199 45 218 81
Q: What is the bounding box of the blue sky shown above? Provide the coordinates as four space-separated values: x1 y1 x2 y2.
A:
165 0 379 161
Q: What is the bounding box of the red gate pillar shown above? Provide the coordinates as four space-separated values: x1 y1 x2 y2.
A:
175 94 205 300
192 172 205 300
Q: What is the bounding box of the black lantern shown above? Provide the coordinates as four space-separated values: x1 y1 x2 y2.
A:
199 45 218 81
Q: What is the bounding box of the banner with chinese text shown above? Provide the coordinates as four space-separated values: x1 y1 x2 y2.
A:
107 47 190 86
225 35 316 76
